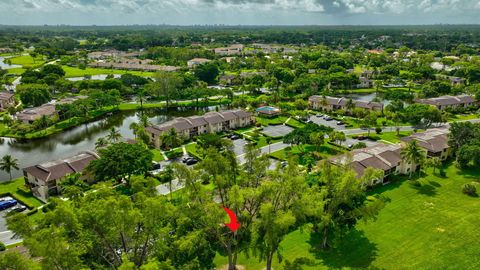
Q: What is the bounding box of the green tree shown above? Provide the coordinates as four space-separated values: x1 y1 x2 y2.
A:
95 137 109 149
160 128 183 151
401 141 426 177
149 72 183 108
107 127 122 143
194 62 220 85
0 154 19 181
16 84 51 107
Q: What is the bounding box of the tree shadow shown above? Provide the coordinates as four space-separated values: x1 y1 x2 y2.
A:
428 181 441 188
410 182 438 196
307 229 378 269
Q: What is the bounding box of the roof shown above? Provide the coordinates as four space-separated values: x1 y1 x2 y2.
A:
204 112 226 124
188 58 210 63
416 95 476 107
400 128 449 153
309 95 383 110
0 91 14 101
16 104 56 122
23 151 98 183
331 143 402 177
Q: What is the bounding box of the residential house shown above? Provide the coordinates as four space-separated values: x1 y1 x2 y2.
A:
308 95 383 112
187 58 211 68
23 151 99 202
88 60 180 72
330 143 418 184
16 104 57 124
400 128 451 160
0 91 15 110
436 75 466 86
415 95 477 110
214 44 244 56
146 110 254 148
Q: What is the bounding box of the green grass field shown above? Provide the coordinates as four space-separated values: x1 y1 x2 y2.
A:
62 66 155 78
0 178 44 208
8 55 45 67
6 67 26 75
214 163 480 269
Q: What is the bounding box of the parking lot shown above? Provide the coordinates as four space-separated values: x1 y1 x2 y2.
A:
261 125 294 138
232 138 248 156
0 196 26 245
308 114 347 130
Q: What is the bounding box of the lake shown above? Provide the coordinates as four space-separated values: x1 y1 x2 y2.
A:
0 107 217 181
0 56 22 69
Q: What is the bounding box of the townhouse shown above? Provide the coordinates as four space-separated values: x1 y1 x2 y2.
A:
146 110 255 148
415 95 477 110
187 58 211 68
308 95 383 112
400 128 451 160
0 91 15 110
214 44 244 56
23 151 99 202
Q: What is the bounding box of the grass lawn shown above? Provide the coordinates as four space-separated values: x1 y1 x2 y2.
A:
448 113 479 122
8 55 45 67
0 178 44 208
215 163 480 269
6 68 26 75
151 149 165 162
62 66 155 78
356 130 414 143
185 143 203 160
256 115 289 126
269 143 344 161
285 117 305 129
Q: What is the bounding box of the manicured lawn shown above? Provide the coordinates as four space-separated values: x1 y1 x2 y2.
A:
151 149 165 162
0 178 44 208
285 117 305 129
448 113 479 122
269 143 344 161
255 115 289 126
8 55 45 67
355 131 414 143
62 66 155 78
185 143 203 160
215 164 480 269
6 68 26 75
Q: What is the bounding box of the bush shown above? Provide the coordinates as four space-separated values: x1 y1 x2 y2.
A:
0 242 5 251
439 170 446 177
375 127 382 134
462 183 477 196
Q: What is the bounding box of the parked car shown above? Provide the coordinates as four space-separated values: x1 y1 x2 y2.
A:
0 199 17 210
226 134 233 138
151 162 161 170
7 205 27 213
181 157 191 163
230 135 240 140
324 116 333 121
185 158 198 165
316 114 322 117
336 121 345 125
281 161 288 168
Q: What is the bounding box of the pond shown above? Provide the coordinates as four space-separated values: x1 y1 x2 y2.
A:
0 56 22 69
66 74 122 81
0 107 219 182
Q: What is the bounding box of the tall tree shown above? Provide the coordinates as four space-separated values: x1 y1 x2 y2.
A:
0 155 19 181
401 141 426 177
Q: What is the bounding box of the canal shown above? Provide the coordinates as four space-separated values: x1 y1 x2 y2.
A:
0 107 216 182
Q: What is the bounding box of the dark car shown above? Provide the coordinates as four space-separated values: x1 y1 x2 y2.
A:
181 157 191 163
324 116 333 121
230 135 240 140
316 114 322 117
185 158 198 165
8 205 27 213
336 121 345 125
357 135 367 140
151 162 161 170
0 199 17 210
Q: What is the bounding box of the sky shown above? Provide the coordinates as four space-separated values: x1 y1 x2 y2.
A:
0 0 480 25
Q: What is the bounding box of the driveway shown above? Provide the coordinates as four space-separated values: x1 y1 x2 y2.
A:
308 115 347 130
232 138 248 156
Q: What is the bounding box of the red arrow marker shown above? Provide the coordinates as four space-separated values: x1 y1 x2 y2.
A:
223 207 241 232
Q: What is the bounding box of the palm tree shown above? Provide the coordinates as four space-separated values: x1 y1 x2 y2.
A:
129 122 139 139
161 128 183 150
136 88 146 109
266 136 272 153
346 98 355 112
95 137 109 149
401 141 426 177
107 128 122 143
0 155 19 181
139 113 150 128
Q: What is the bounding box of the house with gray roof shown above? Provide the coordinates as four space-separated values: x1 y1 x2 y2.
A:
23 151 99 202
146 110 254 148
400 128 450 160
0 91 15 110
308 95 383 112
415 95 477 110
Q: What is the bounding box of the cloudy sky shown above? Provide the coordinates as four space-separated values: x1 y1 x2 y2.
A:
1 0 480 25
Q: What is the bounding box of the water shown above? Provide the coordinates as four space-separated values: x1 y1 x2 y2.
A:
66 74 122 81
0 56 22 69
0 107 217 181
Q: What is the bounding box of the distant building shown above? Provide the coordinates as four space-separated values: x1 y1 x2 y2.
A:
436 75 466 86
400 128 451 160
214 44 244 56
330 143 417 185
256 106 281 117
16 104 57 124
88 59 180 72
145 110 255 148
308 96 383 112
415 95 477 110
187 58 211 68
0 91 15 110
23 151 99 202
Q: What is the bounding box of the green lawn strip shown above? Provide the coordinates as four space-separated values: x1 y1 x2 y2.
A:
6 68 26 75
285 117 305 129
150 149 165 162
448 113 479 122
269 143 344 161
215 164 480 269
62 66 155 78
255 115 289 126
351 131 413 143
0 178 45 208
185 143 203 160
8 55 45 67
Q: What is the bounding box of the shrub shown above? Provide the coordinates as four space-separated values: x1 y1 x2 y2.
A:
375 127 382 134
439 170 446 177
0 242 5 251
462 183 477 196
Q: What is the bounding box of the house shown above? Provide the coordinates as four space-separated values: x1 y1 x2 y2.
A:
436 75 466 86
308 96 383 112
330 143 418 185
415 95 477 110
400 128 451 160
55 95 89 105
16 104 57 124
0 91 15 110
146 110 255 148
214 44 244 56
187 58 211 68
88 60 180 72
256 106 281 117
23 151 99 202
219 74 236 85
